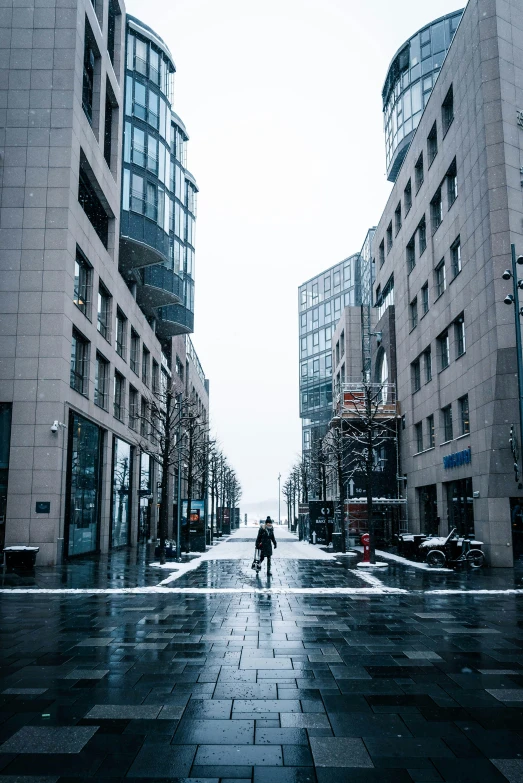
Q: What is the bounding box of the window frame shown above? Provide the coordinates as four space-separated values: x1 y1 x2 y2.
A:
442 404 453 442
435 259 446 299
113 370 125 421
459 394 470 435
70 328 90 397
438 330 450 371
94 351 109 410
421 282 429 316
412 358 421 393
73 249 93 319
451 236 461 278
115 308 127 360
97 281 112 341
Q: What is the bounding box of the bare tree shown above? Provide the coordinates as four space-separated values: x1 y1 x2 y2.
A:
179 394 210 553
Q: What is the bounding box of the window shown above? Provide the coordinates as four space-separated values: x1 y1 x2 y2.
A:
451 236 461 277
140 397 148 437
410 297 418 330
418 216 427 255
439 331 450 370
333 269 341 290
379 239 385 267
176 355 184 380
442 84 454 135
104 83 117 170
115 309 127 359
423 347 432 383
129 386 139 430
430 188 442 233
415 152 424 191
130 328 139 374
386 221 393 254
142 346 150 386
78 154 110 247
394 202 402 235
412 358 421 393
97 282 111 340
114 371 124 420
324 275 331 294
107 0 119 64
94 353 109 409
442 404 453 442
73 250 92 317
447 158 458 207
455 317 466 356
427 122 438 165
415 422 424 453
312 283 319 303
427 414 435 448
406 236 416 273
152 360 159 394
70 329 89 396
421 282 429 315
82 21 98 124
459 395 470 435
435 259 446 298
404 179 412 214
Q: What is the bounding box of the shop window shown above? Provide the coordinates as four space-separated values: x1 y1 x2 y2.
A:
111 437 132 547
66 413 102 556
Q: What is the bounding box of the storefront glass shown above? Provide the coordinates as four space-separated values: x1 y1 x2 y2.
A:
0 403 12 552
111 437 133 548
139 452 151 541
67 413 102 556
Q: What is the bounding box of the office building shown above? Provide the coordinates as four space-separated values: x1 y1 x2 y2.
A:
372 0 523 565
0 0 202 564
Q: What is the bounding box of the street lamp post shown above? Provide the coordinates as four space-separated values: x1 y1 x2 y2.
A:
278 473 281 525
502 244 523 481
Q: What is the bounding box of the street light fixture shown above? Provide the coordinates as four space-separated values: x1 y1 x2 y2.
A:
501 244 523 489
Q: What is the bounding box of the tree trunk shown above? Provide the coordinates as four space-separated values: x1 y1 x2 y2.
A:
366 389 376 564
159 389 172 565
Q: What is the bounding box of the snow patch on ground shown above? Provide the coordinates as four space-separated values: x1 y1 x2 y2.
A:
353 546 452 573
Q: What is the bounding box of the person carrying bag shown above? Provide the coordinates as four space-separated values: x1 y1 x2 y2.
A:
255 516 277 576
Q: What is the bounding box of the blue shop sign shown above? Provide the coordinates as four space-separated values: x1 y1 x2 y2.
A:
443 446 471 469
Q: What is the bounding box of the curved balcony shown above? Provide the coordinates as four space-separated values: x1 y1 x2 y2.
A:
135 265 183 319
155 303 194 338
119 211 170 274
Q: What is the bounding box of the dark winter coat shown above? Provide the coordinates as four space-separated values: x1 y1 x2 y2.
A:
256 526 277 557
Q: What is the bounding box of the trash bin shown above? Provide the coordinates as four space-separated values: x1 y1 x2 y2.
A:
4 546 39 571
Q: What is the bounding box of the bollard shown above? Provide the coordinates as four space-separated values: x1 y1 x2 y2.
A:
361 533 370 562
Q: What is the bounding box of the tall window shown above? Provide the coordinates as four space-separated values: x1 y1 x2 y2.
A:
97 282 111 340
115 309 127 359
142 346 150 386
442 404 453 442
439 331 449 370
427 414 435 448
435 260 446 298
423 347 432 383
404 179 412 214
379 240 385 267
459 395 470 435
114 371 124 420
107 0 119 64
406 236 416 273
78 156 110 247
140 397 148 437
451 236 461 277
82 22 97 124
410 297 418 330
421 282 429 315
94 353 109 409
394 202 402 235
430 188 442 233
415 152 424 191
104 85 117 169
418 216 427 255
70 329 89 396
427 122 438 166
447 158 458 207
129 386 139 430
152 360 160 394
415 422 424 453
455 317 466 356
130 329 139 374
386 222 393 253
412 358 421 393
73 250 92 317
442 85 454 134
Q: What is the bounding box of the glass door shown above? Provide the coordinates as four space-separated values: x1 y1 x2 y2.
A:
111 436 133 548
66 413 102 556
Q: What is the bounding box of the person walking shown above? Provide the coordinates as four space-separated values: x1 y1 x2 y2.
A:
256 516 277 576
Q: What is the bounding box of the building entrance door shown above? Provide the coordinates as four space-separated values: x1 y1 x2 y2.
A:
418 484 438 535
446 477 474 537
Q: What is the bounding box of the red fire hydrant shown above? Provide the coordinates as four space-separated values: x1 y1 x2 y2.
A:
361 533 370 563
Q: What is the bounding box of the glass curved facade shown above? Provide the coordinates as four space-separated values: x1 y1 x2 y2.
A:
383 10 463 182
120 16 198 336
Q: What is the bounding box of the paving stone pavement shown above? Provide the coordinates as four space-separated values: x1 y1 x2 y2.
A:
1 586 523 782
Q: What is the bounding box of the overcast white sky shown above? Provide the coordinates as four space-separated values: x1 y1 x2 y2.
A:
127 0 465 515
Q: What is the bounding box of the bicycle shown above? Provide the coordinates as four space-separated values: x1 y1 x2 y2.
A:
424 528 485 569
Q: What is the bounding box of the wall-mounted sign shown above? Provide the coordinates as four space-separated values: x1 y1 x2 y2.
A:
517 109 523 128
443 446 471 470
35 502 50 514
